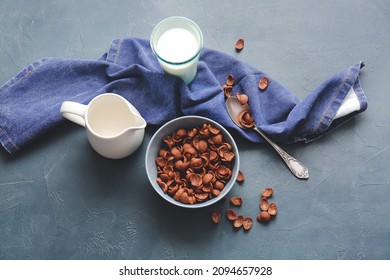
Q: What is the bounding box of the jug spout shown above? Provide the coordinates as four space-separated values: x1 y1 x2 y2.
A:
130 114 147 130
123 99 147 131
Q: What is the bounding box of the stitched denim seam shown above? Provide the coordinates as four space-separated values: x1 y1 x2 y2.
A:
0 126 18 151
106 39 120 63
314 66 356 134
0 58 53 95
0 58 53 152
113 39 123 64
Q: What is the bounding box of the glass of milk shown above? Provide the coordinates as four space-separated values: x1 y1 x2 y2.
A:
150 16 203 85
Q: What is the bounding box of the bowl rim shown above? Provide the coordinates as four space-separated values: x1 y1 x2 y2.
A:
145 115 240 208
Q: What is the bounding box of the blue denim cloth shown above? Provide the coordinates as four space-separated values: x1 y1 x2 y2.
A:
0 37 367 154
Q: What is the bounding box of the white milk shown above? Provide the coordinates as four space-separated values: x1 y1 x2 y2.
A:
156 28 199 63
155 28 202 84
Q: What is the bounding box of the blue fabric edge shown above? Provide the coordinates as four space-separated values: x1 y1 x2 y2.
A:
0 57 53 154
303 61 368 143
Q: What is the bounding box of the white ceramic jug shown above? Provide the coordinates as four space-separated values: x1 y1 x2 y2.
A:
60 93 146 159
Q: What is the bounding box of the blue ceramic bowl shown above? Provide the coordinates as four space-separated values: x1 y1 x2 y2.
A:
145 116 240 208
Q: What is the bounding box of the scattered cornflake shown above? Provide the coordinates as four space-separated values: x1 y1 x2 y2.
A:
235 38 245 52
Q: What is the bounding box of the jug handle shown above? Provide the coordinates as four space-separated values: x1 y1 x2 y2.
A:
60 101 87 127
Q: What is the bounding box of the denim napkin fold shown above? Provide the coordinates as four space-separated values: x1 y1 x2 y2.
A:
0 37 367 154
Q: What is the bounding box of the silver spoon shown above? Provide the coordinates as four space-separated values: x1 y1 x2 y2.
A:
226 96 309 179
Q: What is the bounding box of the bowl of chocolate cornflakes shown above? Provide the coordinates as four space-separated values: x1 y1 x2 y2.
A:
145 116 240 208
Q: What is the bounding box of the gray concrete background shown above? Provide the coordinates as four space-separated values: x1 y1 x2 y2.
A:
0 0 389 259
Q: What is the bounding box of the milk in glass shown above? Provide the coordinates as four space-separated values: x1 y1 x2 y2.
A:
150 17 203 84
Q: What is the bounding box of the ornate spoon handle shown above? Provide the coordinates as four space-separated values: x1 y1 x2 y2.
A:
253 125 309 179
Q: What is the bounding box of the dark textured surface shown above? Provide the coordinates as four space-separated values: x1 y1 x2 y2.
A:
1 0 389 259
